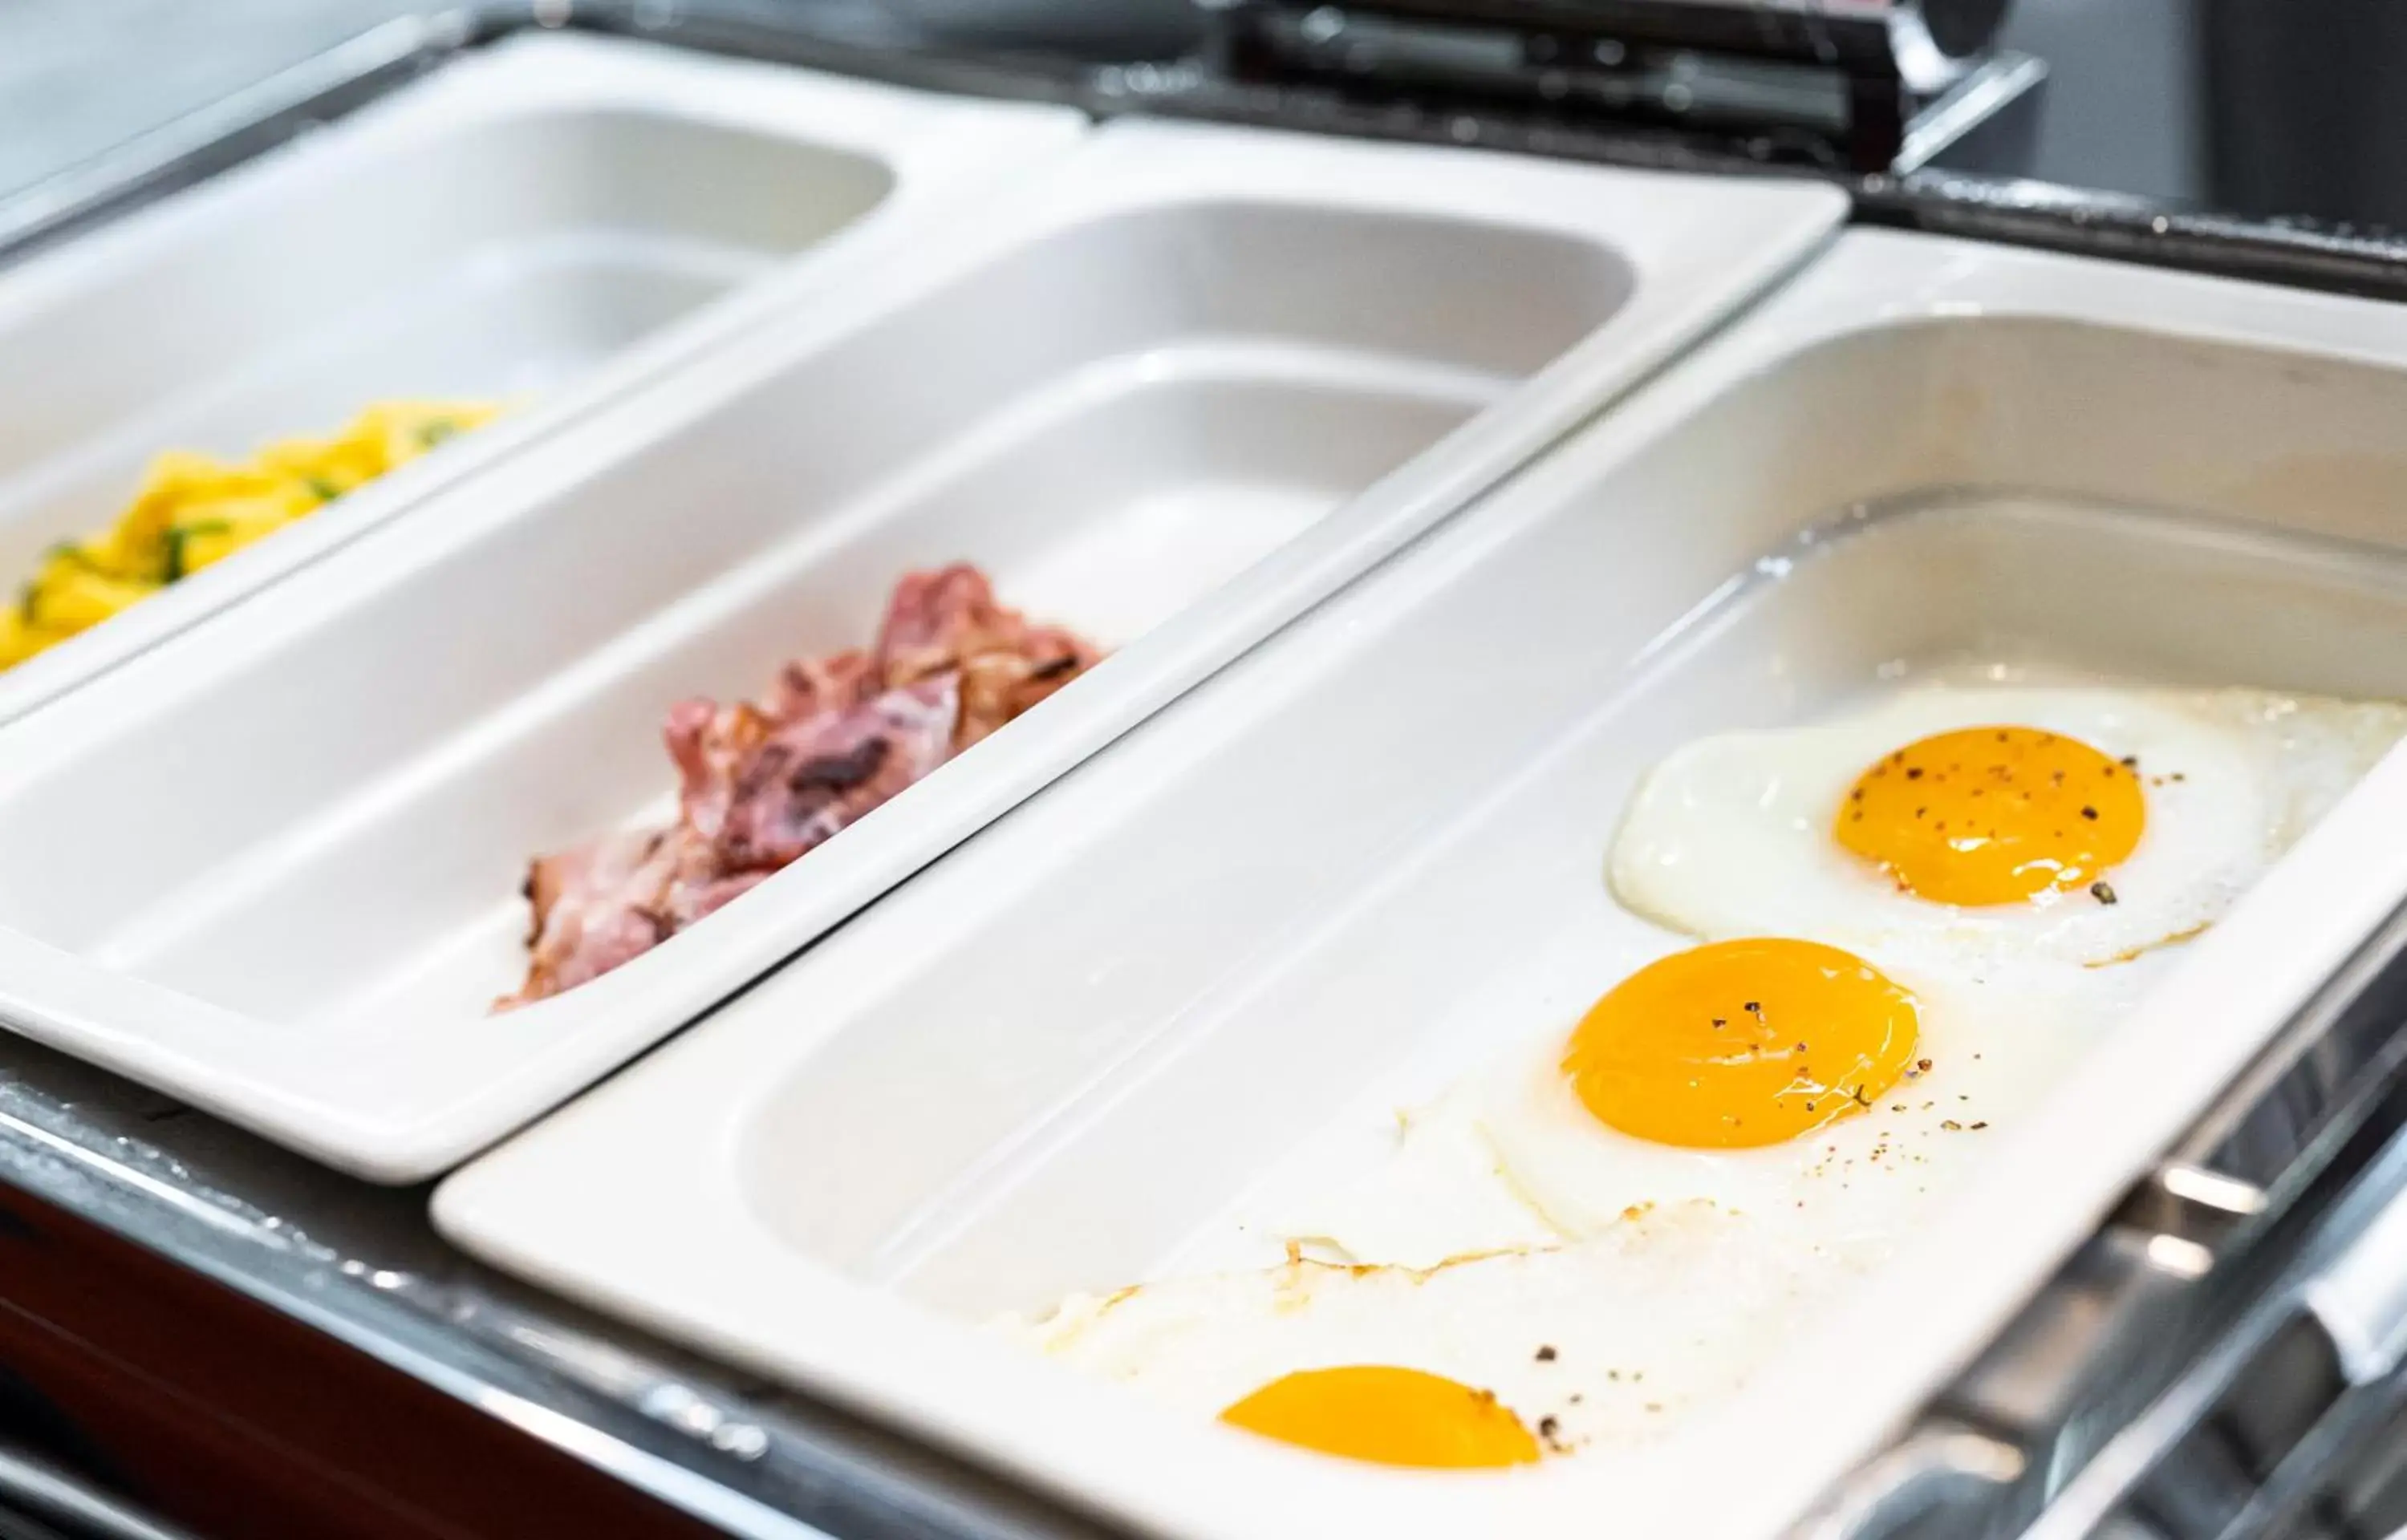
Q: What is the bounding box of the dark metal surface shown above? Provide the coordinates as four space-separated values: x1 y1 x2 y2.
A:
0 1023 1122 1540
1207 0 2015 172
1859 176 2407 306
0 1445 193 1540
2044 1133 2407 1540
12 0 2407 310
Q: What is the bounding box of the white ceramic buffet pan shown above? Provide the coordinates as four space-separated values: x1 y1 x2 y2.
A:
0 121 1845 1181
0 29 1087 727
437 226 2407 1540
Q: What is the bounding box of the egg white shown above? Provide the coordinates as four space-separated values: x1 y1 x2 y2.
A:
997 682 2405 1465
1004 949 2142 1464
1241 950 2146 1271
1609 686 2407 970
995 1200 1857 1457
1482 954 2145 1246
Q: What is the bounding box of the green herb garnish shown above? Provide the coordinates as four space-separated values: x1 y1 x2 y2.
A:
39 542 103 575
161 521 230 585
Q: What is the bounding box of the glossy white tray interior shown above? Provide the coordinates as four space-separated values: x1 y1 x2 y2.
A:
0 29 1086 727
0 120 1845 1179
439 229 2407 1540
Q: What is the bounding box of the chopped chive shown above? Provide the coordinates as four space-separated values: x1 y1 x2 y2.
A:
39 542 103 574
416 419 461 449
304 476 343 501
161 521 231 584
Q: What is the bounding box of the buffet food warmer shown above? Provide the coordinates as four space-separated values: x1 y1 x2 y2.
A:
8 2 2407 1538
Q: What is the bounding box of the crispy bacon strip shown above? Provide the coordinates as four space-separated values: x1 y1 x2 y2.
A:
709 673 960 873
879 564 1102 747
498 566 1099 1009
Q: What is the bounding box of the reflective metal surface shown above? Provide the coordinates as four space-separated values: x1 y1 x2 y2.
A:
0 1442 197 1540
1787 897 2407 1540
0 1024 1121 1540
17 2 2407 306
0 0 432 205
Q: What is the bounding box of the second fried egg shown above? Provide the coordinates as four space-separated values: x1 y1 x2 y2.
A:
1240 937 2136 1270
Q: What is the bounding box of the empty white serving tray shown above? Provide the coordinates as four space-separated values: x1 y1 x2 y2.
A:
0 120 1844 1179
0 28 1087 726
438 228 2407 1540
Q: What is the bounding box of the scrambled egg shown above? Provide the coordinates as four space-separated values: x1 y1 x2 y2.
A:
2 399 499 669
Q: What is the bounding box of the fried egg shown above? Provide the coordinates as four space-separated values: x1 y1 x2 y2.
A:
1238 937 2138 1270
1610 686 2407 968
996 1200 1851 1465
1001 938 2133 1468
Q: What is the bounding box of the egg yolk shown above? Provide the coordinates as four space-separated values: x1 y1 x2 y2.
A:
1218 1366 1541 1469
1564 938 1918 1149
1835 725 2144 906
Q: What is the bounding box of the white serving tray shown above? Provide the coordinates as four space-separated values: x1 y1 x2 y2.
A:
0 28 1087 727
436 228 2407 1540
0 120 1844 1181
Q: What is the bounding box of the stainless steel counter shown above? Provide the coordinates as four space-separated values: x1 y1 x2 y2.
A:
0 1020 1119 1540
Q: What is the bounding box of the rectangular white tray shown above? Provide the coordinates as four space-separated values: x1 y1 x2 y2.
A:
437 228 2407 1540
0 120 1843 1181
0 28 1087 727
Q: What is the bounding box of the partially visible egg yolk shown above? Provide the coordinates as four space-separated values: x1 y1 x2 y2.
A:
1218 1366 1541 1469
1836 725 2144 906
1565 938 1918 1149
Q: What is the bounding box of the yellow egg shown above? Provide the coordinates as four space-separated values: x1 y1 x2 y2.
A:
2 397 499 671
1562 938 1919 1151
24 555 152 631
0 609 55 667
1219 1365 1540 1469
1835 726 2146 906
1609 685 2407 970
